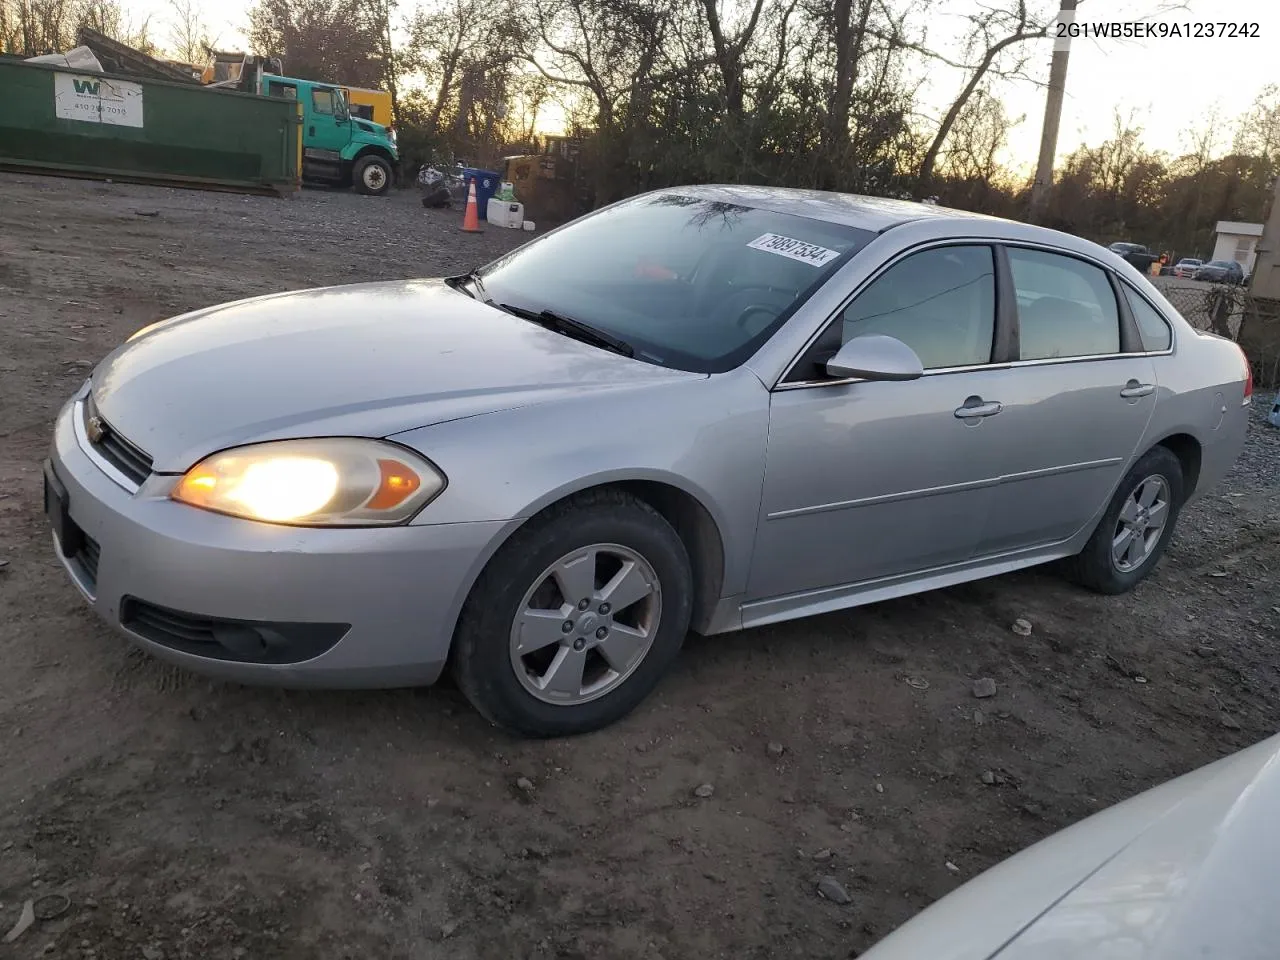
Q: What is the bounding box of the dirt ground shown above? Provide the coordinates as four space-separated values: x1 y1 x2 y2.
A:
1 171 1278 960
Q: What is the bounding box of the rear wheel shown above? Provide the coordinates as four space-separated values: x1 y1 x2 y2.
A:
451 490 693 737
1063 446 1184 594
354 156 392 196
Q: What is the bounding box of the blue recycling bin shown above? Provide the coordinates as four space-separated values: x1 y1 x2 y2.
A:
461 167 502 221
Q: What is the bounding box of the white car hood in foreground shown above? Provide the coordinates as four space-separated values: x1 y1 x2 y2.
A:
861 733 1280 960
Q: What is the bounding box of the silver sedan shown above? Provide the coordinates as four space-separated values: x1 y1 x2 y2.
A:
44 186 1253 736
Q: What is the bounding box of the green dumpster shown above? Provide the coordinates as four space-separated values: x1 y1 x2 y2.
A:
0 59 302 195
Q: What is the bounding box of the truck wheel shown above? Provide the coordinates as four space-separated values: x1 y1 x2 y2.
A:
354 156 391 196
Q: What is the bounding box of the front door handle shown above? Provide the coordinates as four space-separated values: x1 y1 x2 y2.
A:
1120 380 1155 399
309 125 315 136
954 398 1003 419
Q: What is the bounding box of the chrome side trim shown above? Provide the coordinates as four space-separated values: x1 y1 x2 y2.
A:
72 399 142 494
765 457 1124 520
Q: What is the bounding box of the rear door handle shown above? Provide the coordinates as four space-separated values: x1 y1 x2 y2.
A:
1120 381 1155 399
954 399 1003 419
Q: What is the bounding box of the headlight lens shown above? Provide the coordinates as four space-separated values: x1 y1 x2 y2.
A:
172 438 445 526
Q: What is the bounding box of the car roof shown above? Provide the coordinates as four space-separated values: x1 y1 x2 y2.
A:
659 184 1007 233
650 184 1121 261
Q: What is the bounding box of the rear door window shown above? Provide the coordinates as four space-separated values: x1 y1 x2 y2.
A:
1008 248 1121 360
1122 286 1173 352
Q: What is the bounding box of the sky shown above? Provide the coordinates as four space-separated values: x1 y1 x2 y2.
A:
120 0 1279 173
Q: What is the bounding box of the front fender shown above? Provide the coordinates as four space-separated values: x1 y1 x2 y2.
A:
341 141 397 163
391 371 771 598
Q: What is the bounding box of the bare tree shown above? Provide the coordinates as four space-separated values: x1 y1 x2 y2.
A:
166 0 211 64
404 0 494 132
701 0 767 116
247 0 386 86
916 0 1047 189
1233 85 1280 173
1 0 75 54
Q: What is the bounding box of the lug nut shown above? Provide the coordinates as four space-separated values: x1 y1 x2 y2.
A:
595 627 608 639
577 598 590 611
562 620 574 633
598 603 611 615
572 638 586 651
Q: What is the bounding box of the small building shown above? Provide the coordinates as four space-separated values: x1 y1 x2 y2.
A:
1212 221 1263 277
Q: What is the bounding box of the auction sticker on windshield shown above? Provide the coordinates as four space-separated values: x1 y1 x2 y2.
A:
747 234 841 266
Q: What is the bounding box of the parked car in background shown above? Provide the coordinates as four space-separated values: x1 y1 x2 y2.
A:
1108 241 1160 273
859 731 1280 959
44 187 1253 736
1194 259 1246 285
1173 258 1203 278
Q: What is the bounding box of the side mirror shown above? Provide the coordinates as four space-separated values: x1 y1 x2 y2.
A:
825 334 924 381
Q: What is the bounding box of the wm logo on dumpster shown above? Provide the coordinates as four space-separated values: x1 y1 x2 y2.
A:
72 78 100 95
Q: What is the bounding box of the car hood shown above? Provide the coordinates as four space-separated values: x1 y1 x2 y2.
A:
860 733 1280 960
91 280 698 472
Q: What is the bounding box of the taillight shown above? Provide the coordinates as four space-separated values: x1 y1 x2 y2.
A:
1240 345 1253 404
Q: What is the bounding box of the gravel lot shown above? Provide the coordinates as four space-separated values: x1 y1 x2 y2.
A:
1 172 1278 959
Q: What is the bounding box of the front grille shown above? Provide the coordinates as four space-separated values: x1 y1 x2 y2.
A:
84 396 153 485
120 597 349 665
76 534 101 589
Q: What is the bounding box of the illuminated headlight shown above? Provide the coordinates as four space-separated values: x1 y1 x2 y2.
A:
172 438 445 526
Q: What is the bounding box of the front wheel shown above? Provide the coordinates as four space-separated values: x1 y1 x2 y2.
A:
353 156 392 196
451 490 693 737
1063 446 1184 594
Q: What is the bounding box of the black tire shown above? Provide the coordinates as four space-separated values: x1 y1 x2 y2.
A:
451 489 693 738
353 156 392 196
1063 446 1185 595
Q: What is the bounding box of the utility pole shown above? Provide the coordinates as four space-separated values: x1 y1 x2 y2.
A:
1028 0 1078 223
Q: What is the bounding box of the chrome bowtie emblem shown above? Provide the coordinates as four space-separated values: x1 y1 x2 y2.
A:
85 415 106 444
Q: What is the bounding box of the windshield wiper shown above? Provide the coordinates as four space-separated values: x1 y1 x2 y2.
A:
445 269 488 302
497 303 635 358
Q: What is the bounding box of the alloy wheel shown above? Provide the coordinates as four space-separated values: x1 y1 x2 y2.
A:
1111 475 1171 573
509 543 662 705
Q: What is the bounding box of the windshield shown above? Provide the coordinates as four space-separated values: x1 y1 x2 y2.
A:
1207 260 1233 268
475 193 875 373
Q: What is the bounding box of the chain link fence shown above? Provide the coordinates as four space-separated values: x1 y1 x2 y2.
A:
1151 277 1280 387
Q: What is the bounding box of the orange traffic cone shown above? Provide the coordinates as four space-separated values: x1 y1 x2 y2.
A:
460 177 482 233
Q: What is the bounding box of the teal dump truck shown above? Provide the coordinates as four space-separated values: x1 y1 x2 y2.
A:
261 74 398 195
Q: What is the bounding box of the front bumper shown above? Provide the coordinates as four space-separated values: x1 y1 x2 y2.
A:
46 397 511 688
